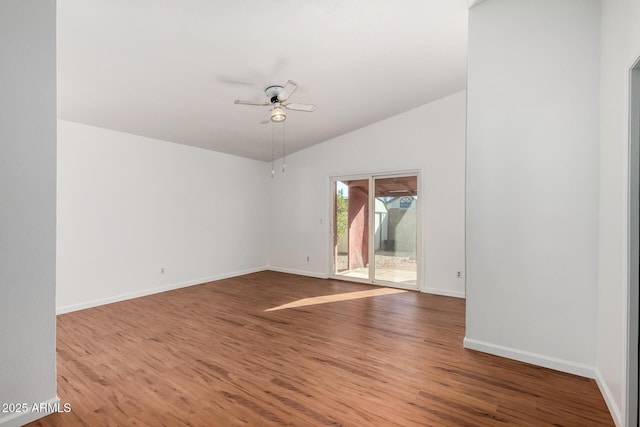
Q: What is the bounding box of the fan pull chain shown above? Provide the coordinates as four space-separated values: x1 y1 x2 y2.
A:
271 122 275 178
282 120 286 173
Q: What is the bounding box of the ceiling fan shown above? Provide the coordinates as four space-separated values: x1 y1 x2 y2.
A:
234 80 316 124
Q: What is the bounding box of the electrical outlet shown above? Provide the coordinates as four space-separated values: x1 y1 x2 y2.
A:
161 268 165 275
456 271 462 278
306 256 310 262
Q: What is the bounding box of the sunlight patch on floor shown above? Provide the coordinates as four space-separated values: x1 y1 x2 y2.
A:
265 287 408 312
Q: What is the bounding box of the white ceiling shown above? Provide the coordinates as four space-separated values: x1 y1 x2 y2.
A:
57 0 469 161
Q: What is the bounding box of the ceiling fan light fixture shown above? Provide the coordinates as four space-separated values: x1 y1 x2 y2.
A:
271 106 286 122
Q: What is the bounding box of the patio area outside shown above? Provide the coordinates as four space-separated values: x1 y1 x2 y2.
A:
336 251 417 286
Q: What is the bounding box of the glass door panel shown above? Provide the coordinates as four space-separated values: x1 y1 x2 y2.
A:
373 176 418 286
333 179 370 280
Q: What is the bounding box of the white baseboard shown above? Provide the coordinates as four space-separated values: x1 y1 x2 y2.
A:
594 368 623 427
0 396 59 427
267 266 329 279
463 337 596 378
421 286 465 298
56 267 267 315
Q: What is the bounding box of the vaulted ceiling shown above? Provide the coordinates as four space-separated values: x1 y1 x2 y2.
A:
57 0 469 161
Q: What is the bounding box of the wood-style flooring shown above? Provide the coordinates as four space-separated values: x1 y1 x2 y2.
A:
29 271 613 426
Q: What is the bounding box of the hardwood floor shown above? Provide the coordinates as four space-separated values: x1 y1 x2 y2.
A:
29 271 613 426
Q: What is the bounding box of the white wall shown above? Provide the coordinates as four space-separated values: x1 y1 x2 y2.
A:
0 1 58 426
599 0 640 425
465 0 600 377
57 121 269 313
268 91 466 297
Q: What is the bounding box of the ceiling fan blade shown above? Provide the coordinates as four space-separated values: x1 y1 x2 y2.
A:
234 99 270 106
259 111 271 124
283 103 316 112
218 75 257 87
277 80 298 102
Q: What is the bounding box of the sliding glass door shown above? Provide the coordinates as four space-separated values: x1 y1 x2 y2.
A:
333 179 370 280
331 173 419 289
373 176 418 287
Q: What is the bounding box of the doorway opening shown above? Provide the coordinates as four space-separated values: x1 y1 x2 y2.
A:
331 173 420 290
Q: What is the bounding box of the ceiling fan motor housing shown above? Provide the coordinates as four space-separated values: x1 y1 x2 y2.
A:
265 85 284 103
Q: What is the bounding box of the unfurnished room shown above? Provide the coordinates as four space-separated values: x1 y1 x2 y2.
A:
1 0 639 426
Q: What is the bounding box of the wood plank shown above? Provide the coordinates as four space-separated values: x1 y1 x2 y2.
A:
27 271 613 426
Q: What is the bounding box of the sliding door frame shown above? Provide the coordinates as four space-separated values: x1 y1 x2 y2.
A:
328 170 421 291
